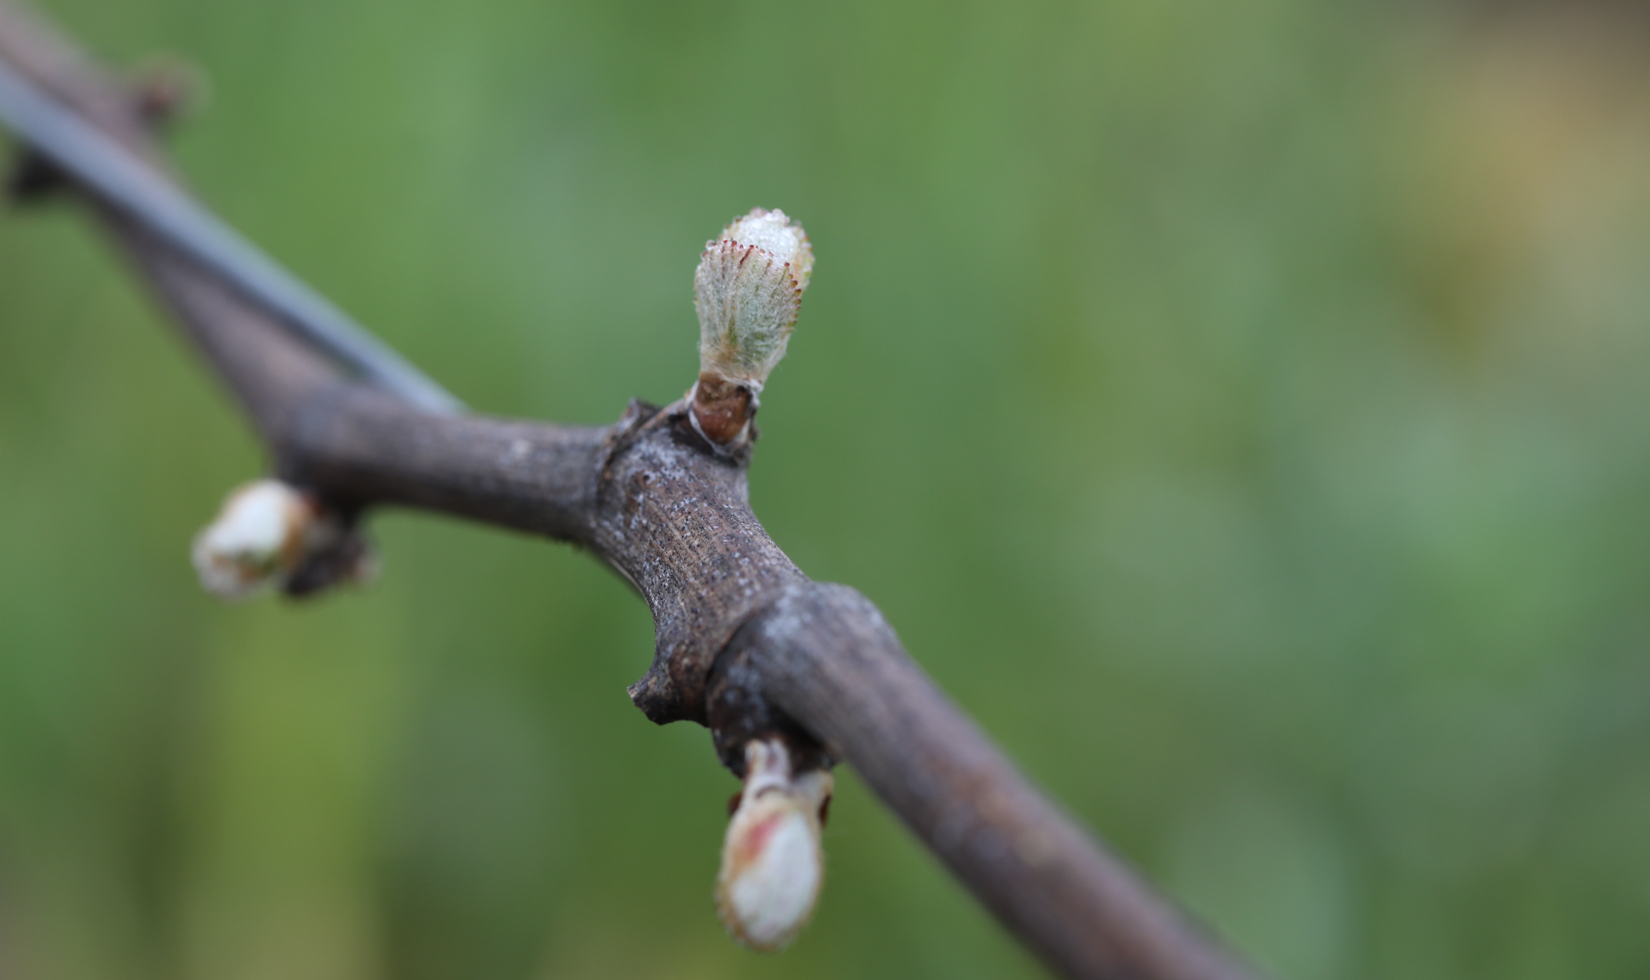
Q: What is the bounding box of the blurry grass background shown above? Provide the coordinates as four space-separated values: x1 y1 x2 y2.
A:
4 0 1650 977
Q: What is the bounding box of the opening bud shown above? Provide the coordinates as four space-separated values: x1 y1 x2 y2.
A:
191 479 360 599
716 738 833 951
691 208 813 446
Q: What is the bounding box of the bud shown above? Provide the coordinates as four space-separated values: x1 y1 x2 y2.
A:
716 738 833 951
691 209 813 446
695 208 813 387
191 479 343 599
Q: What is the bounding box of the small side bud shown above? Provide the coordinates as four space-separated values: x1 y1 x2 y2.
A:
691 208 813 447
716 738 833 951
191 479 363 599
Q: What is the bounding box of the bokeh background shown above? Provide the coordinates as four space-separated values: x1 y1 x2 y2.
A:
4 0 1650 977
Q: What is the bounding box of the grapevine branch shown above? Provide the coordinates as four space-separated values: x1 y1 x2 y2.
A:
0 4 1256 978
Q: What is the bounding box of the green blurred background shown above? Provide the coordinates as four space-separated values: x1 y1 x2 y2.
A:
4 0 1650 977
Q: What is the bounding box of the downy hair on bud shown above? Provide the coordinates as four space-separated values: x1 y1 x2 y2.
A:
694 208 812 389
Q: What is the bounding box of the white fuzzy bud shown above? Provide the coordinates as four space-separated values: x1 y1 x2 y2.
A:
694 208 813 389
716 739 832 951
191 480 339 599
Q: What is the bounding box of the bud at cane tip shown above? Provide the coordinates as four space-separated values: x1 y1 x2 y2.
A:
191 479 345 599
692 209 813 445
716 738 832 951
